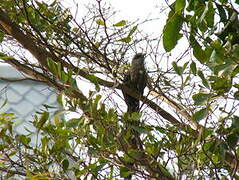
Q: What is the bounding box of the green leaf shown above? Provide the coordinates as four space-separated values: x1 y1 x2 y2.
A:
94 95 101 106
0 32 4 42
192 108 208 121
62 159 69 171
215 3 227 23
232 65 239 78
155 126 166 134
190 35 208 63
87 74 100 91
66 118 80 128
186 0 195 11
8 150 17 157
60 71 68 82
203 140 215 152
210 76 232 94
182 62 189 71
175 0 185 12
234 84 239 89
233 45 239 59
0 54 14 60
163 12 183 52
120 166 132 178
42 104 56 109
132 125 150 134
201 128 214 140
18 135 31 146
234 91 239 100
113 20 126 27
209 50 224 68
57 62 62 78
205 1 214 27
36 111 49 129
172 61 183 75
96 19 105 26
0 99 8 109
47 57 57 75
192 93 213 105
198 1 214 28
128 26 137 36
57 94 63 107
216 63 237 79
190 61 197 75
232 116 239 127
226 134 239 148
130 112 142 121
198 70 210 88
118 36 132 43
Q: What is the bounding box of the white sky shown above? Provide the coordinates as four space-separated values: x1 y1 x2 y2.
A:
62 0 167 35
69 0 161 18
109 0 161 19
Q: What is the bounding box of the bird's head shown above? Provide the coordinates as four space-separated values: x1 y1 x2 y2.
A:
132 53 146 62
131 53 146 68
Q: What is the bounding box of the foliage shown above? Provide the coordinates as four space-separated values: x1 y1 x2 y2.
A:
0 0 239 179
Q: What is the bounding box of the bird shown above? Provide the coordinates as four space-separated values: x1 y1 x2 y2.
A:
121 53 147 179
122 53 147 113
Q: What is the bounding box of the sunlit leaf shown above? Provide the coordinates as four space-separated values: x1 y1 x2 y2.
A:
118 36 132 43
96 19 105 26
113 20 126 27
128 26 137 36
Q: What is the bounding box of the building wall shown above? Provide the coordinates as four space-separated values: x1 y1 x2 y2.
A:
0 65 58 134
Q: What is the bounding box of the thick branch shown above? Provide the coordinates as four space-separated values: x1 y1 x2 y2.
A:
150 90 201 129
0 8 49 68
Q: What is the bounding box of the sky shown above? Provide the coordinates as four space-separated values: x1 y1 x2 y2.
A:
68 0 161 19
62 0 167 35
109 0 161 20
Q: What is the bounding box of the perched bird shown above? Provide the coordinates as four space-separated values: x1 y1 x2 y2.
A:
121 53 147 179
122 53 147 113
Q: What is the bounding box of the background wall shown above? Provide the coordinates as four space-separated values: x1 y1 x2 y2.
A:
0 65 58 135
